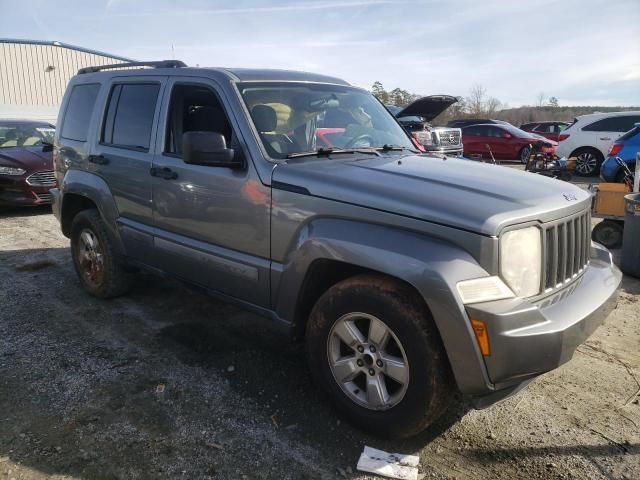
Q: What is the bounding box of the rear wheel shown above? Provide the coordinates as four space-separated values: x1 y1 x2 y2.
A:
574 148 604 176
305 274 453 438
591 220 624 249
71 209 132 298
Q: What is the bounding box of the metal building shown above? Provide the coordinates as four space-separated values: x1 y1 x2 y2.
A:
0 39 132 122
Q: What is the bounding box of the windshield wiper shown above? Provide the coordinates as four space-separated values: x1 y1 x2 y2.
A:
286 147 380 159
376 144 420 153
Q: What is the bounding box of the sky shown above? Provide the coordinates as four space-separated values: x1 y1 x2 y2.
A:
2 0 639 107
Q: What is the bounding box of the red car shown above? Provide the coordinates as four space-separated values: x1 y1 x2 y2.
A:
461 123 557 163
520 121 570 142
0 119 56 206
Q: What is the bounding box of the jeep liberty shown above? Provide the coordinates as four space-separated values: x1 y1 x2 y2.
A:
50 61 621 438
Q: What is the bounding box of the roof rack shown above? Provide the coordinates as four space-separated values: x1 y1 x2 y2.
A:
77 60 187 75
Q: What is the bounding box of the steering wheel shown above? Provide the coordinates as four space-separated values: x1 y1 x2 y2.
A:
345 134 375 149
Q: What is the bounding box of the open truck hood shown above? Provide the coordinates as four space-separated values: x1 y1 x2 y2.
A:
395 95 459 122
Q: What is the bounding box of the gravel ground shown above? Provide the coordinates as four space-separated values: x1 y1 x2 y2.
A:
0 205 638 480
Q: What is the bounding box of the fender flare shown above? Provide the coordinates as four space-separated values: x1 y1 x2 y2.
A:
273 218 495 395
60 169 126 255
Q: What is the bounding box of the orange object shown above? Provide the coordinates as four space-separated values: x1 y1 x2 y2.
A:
593 183 630 217
471 319 491 356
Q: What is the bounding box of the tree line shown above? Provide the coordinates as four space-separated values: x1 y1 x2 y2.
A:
371 81 638 127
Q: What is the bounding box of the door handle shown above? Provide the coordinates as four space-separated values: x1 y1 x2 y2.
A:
88 154 109 165
599 137 611 141
150 167 178 180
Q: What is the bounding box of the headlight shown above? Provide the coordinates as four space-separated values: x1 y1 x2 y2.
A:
500 226 542 297
0 166 26 176
413 131 432 146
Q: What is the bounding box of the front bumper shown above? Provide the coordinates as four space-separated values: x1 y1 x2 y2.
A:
424 146 463 157
0 177 54 206
50 187 62 221
466 242 621 401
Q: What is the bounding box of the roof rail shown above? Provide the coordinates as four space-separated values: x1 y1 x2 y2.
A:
77 60 187 75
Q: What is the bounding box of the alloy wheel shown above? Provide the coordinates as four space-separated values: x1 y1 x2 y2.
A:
576 152 598 175
327 312 409 410
76 228 105 288
520 146 531 163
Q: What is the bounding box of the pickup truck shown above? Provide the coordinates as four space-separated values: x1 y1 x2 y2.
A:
50 61 621 438
386 95 463 157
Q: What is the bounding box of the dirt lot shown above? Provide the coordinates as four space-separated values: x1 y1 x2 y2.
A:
1 205 639 480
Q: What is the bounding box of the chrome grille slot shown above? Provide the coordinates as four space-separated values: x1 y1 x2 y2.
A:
542 210 590 291
26 170 56 187
434 129 461 147
35 192 52 202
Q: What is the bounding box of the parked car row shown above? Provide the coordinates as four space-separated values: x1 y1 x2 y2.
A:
460 123 557 162
554 111 640 176
441 111 639 177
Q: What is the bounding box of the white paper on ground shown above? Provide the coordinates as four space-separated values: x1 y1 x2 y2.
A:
356 445 420 480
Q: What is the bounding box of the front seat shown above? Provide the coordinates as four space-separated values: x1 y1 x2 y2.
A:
250 105 298 156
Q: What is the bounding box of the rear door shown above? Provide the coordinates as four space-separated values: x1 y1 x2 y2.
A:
532 123 558 141
90 76 167 263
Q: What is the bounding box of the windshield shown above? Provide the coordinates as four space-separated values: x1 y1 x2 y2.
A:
0 122 55 148
239 82 414 159
501 124 534 138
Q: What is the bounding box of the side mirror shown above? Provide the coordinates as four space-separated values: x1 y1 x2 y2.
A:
503 133 512 139
182 131 242 168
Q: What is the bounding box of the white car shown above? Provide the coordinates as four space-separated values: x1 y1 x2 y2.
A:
555 111 640 176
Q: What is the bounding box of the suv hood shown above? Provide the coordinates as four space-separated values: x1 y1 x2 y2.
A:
273 154 590 236
0 146 52 171
395 95 459 122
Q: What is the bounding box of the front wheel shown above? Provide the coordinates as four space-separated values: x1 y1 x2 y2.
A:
519 146 531 164
305 274 453 438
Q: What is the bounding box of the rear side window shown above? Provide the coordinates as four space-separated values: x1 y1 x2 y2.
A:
102 83 160 150
583 115 640 133
61 84 100 142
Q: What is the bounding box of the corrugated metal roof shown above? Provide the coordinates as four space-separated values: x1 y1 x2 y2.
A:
0 38 134 62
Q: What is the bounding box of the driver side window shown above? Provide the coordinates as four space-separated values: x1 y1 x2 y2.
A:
165 84 234 156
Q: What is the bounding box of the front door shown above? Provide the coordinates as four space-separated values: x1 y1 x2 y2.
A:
150 78 271 307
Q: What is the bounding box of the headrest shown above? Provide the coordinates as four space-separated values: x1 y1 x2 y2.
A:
251 105 277 133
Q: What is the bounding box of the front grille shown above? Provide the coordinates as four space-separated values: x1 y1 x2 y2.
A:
35 192 52 202
26 170 56 187
434 129 461 147
542 209 591 291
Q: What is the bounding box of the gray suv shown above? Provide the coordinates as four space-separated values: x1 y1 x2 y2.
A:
51 61 621 438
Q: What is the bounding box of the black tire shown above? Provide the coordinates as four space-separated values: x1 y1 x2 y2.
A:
573 148 604 176
519 146 531 164
591 220 624 249
305 274 453 438
70 209 133 298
